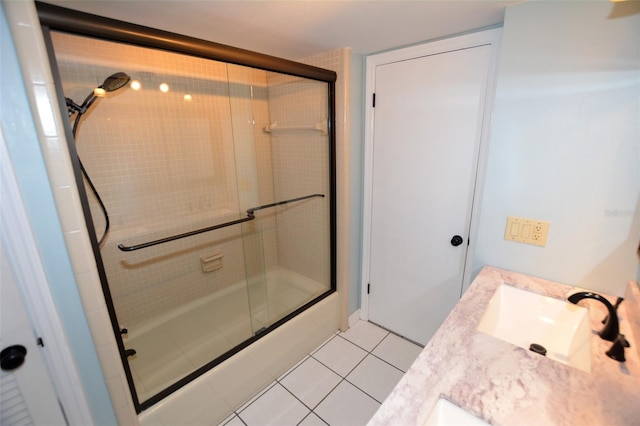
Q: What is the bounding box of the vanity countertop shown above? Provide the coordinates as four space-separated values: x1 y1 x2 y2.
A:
368 266 640 425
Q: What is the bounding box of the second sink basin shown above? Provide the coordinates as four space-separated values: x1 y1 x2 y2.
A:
424 398 488 426
477 284 591 372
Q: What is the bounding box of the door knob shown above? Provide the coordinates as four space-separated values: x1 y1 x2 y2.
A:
1 345 27 371
450 235 464 247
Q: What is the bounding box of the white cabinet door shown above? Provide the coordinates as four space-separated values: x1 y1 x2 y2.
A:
1 246 67 425
367 42 493 345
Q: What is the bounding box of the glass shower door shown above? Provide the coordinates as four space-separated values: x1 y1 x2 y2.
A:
228 63 333 332
46 24 334 412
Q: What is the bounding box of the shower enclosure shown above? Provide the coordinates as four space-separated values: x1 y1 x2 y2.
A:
38 3 336 412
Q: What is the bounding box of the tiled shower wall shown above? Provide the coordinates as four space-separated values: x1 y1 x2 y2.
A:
266 73 330 287
50 32 331 331
51 32 276 329
259 48 348 292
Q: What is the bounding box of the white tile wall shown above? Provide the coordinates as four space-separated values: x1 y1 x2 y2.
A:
51 31 249 328
266 72 331 287
50 32 333 334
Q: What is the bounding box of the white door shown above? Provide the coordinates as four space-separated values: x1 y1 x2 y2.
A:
0 245 67 425
367 42 494 345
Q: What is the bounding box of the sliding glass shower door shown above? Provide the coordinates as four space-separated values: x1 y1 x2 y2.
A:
46 27 334 410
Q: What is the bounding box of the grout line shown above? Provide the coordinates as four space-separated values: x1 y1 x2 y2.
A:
368 320 426 348
333 333 406 373
224 413 248 426
309 349 361 380
338 349 389 405
343 377 385 405
333 333 380 355
368 331 389 354
306 377 346 421
280 372 334 426
310 333 338 355
277 360 342 412
277 354 310 382
237 322 405 426
275 378 317 420
369 352 407 374
236 381 278 415
297 411 329 426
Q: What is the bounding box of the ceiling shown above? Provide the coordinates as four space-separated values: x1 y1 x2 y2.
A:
43 0 520 60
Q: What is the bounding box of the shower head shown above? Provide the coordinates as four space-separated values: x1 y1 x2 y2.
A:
100 72 131 92
66 71 131 118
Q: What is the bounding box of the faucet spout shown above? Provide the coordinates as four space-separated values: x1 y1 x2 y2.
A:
567 292 620 341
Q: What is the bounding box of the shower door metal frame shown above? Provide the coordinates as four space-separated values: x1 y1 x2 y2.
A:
36 1 337 413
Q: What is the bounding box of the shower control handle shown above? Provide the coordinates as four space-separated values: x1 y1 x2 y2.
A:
450 235 464 247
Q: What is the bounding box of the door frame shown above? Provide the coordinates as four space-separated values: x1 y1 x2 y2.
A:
360 28 502 321
0 130 94 425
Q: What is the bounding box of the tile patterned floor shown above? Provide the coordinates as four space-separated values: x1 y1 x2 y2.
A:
220 320 423 426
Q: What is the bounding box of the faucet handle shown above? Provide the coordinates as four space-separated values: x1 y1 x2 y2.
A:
602 297 624 324
606 334 630 362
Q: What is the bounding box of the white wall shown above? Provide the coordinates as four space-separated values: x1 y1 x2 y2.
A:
473 1 640 296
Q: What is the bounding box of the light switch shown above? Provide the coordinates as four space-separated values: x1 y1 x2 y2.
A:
504 216 550 247
509 222 520 237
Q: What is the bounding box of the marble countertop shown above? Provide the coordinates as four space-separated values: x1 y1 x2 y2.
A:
368 266 640 425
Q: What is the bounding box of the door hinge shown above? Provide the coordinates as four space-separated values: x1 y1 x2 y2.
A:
372 93 376 108
367 283 370 294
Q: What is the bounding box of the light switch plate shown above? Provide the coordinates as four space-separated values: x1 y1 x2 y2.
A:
504 216 550 247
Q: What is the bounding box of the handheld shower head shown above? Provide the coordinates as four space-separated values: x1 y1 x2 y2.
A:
100 72 131 92
66 71 131 117
64 71 131 249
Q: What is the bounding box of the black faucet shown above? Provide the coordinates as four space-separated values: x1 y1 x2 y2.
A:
606 334 630 362
567 292 620 342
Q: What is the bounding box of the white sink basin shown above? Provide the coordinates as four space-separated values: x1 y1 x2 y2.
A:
477 284 591 372
424 398 488 426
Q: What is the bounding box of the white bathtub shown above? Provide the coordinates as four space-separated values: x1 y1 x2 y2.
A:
129 267 338 423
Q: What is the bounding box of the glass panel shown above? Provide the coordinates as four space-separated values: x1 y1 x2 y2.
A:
226 64 270 335
49 30 333 408
257 70 332 326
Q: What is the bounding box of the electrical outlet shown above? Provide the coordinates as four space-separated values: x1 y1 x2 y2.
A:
504 216 550 247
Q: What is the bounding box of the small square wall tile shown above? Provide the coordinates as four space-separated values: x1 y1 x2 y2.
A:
339 321 388 352
314 380 380 426
312 335 367 377
372 333 423 372
280 356 341 409
346 354 404 403
238 383 309 426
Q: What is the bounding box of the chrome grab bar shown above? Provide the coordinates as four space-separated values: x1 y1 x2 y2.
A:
117 193 325 252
